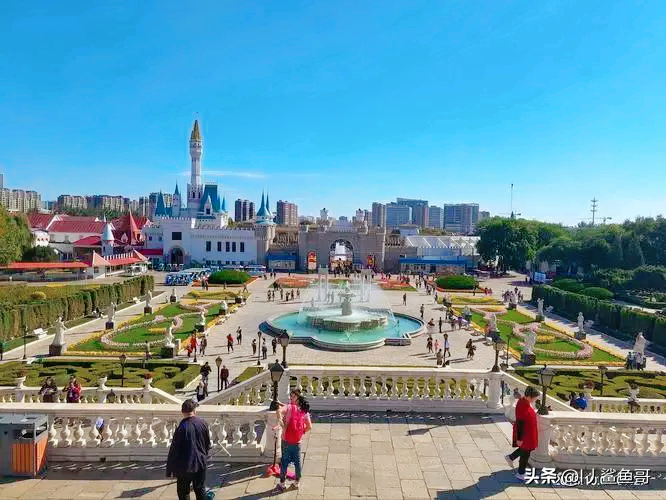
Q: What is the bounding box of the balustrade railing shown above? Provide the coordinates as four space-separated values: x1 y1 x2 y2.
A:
532 412 666 471
205 370 272 405
0 385 181 404
586 397 666 414
286 366 503 412
0 403 275 463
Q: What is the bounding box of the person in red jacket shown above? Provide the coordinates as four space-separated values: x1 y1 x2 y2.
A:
506 386 540 480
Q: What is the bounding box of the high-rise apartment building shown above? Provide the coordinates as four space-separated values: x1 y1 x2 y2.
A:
428 205 444 229
1 185 42 213
234 199 256 222
396 198 429 227
386 203 412 229
57 194 88 211
371 202 387 228
276 200 298 226
443 203 480 234
87 195 128 212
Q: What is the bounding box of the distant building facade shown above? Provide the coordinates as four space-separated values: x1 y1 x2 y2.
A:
443 203 479 234
1 186 42 213
371 202 387 228
276 200 298 226
428 205 444 229
234 199 256 223
397 198 429 227
385 203 412 229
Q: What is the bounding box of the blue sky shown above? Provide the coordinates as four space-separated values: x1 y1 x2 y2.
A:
1 1 665 225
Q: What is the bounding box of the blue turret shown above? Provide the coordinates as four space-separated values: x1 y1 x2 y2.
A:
256 191 268 218
154 192 168 217
221 194 226 212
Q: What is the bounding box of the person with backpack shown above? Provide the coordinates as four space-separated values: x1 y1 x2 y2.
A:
276 390 312 492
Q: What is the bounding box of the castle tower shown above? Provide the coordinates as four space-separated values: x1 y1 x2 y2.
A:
172 183 181 217
187 119 203 213
101 220 115 257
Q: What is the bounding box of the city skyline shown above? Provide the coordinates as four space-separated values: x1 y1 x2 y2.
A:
2 2 666 225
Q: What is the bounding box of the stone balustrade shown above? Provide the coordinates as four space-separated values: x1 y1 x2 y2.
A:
205 370 272 406
586 396 666 414
285 366 504 412
0 384 181 404
0 402 276 463
532 411 666 471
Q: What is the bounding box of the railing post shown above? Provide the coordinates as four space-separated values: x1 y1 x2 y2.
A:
265 410 280 462
278 368 291 403
530 414 554 468
486 371 502 410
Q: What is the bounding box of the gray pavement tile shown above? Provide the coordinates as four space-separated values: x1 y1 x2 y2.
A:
397 462 424 480
401 479 430 499
376 486 404 500
323 486 351 499
325 468 350 487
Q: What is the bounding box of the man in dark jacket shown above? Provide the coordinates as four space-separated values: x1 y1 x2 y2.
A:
167 399 211 500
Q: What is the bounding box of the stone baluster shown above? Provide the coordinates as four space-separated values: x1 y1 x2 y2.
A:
118 418 130 447
89 422 100 447
316 376 325 398
242 390 251 405
145 419 157 447
248 419 258 445
295 376 303 395
74 420 86 447
61 418 73 447
639 427 650 456
486 373 501 409
232 422 243 446
444 379 452 400
133 418 143 446
628 428 638 455
654 428 665 455
102 419 115 447
48 418 58 446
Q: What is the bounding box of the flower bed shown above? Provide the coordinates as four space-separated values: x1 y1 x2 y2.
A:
276 277 312 288
378 280 416 291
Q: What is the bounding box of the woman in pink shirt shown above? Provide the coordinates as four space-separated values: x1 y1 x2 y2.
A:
276 390 312 491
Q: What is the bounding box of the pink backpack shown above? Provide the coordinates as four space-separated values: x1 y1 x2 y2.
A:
283 403 306 444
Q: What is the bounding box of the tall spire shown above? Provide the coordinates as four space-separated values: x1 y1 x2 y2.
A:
256 191 267 218
221 194 226 212
190 119 202 142
265 191 271 216
174 183 180 196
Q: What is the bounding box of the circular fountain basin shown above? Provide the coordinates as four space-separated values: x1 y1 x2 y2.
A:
265 311 424 351
302 307 389 331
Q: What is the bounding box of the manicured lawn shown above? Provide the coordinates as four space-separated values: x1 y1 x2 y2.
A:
469 312 623 364
186 290 240 301
1 335 38 352
442 296 502 305
514 368 666 400
0 360 199 394
500 310 534 324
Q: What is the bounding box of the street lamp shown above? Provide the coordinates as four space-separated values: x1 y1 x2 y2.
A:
492 338 506 372
257 331 262 366
23 326 28 360
598 365 608 396
536 365 556 415
215 356 223 392
119 354 127 387
279 330 291 368
269 360 284 411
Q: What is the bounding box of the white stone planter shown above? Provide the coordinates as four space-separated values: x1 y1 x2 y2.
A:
14 376 27 389
98 377 108 389
143 378 153 389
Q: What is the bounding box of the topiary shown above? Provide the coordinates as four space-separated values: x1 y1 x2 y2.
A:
580 287 614 301
552 279 584 293
208 270 251 285
436 275 477 290
30 291 47 301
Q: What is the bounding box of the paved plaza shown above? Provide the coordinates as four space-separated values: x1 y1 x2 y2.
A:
1 412 665 500
2 273 666 499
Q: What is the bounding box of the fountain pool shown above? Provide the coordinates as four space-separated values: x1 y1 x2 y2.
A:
263 276 423 351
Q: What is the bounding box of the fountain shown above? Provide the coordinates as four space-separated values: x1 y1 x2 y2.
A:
265 276 423 351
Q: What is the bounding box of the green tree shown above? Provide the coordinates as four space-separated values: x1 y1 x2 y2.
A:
22 246 60 262
0 206 33 265
476 218 535 271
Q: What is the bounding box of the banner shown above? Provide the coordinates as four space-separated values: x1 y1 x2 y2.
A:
307 251 317 271
367 255 375 268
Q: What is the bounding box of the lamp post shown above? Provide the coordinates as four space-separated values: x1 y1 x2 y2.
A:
598 365 608 396
215 356 223 392
257 331 262 366
269 360 285 411
119 354 127 387
23 326 28 360
536 365 556 415
492 338 506 372
193 336 198 363
279 330 291 368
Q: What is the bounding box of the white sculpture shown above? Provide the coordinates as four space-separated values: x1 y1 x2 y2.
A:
537 298 544 316
489 313 498 332
52 316 66 347
577 312 585 333
171 287 177 298
108 302 116 322
145 291 153 308
164 325 175 348
634 332 647 356
523 327 537 355
199 310 206 325
509 292 517 305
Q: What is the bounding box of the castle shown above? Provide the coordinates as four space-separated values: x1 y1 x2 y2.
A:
142 120 275 267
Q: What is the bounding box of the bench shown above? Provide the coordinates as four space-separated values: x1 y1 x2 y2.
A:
33 328 47 338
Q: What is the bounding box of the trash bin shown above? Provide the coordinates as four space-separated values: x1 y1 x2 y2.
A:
0 414 48 477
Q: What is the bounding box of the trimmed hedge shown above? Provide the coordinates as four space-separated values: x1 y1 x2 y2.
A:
532 285 666 349
580 287 614 300
208 270 251 285
436 275 477 290
552 278 585 293
0 275 153 342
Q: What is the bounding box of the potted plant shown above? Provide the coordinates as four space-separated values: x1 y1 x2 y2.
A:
143 372 154 388
15 368 28 388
